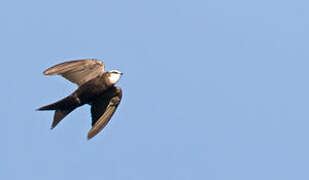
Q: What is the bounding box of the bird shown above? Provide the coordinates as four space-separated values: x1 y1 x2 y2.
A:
37 59 123 140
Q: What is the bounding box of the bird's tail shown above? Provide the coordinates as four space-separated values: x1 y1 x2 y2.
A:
37 95 80 129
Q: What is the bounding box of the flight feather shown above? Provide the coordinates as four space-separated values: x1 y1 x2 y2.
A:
43 59 105 86
88 87 122 139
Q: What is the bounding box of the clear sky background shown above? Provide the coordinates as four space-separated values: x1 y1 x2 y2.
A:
1 0 309 179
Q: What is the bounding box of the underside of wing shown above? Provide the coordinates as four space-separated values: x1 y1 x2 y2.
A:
43 59 105 86
88 87 122 140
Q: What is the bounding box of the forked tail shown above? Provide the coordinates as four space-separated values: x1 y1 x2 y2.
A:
37 95 80 129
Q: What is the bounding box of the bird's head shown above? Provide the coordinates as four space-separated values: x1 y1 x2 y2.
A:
106 70 123 85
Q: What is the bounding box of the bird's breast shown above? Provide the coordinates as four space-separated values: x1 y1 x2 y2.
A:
75 78 110 104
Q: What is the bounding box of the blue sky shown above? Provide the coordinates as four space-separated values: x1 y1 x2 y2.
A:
1 0 309 179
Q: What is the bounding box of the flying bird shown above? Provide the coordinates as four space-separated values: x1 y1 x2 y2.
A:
37 59 123 140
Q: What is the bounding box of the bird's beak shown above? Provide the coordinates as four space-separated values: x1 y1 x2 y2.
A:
120 72 124 75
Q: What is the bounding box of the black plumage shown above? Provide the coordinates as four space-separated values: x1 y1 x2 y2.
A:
37 59 123 140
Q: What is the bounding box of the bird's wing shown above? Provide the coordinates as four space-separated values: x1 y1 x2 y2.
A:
43 59 105 86
88 87 122 140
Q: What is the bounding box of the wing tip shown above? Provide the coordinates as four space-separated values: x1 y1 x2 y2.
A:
43 69 53 75
87 131 95 140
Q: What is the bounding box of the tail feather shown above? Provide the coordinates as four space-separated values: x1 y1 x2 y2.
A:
51 109 74 129
37 95 79 111
37 95 80 129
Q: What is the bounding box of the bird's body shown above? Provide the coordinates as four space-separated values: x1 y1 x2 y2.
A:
37 59 123 139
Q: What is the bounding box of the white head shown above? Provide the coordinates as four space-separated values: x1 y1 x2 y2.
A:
107 70 123 85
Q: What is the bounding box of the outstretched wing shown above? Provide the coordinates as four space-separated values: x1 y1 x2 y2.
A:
43 59 105 86
88 87 122 140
